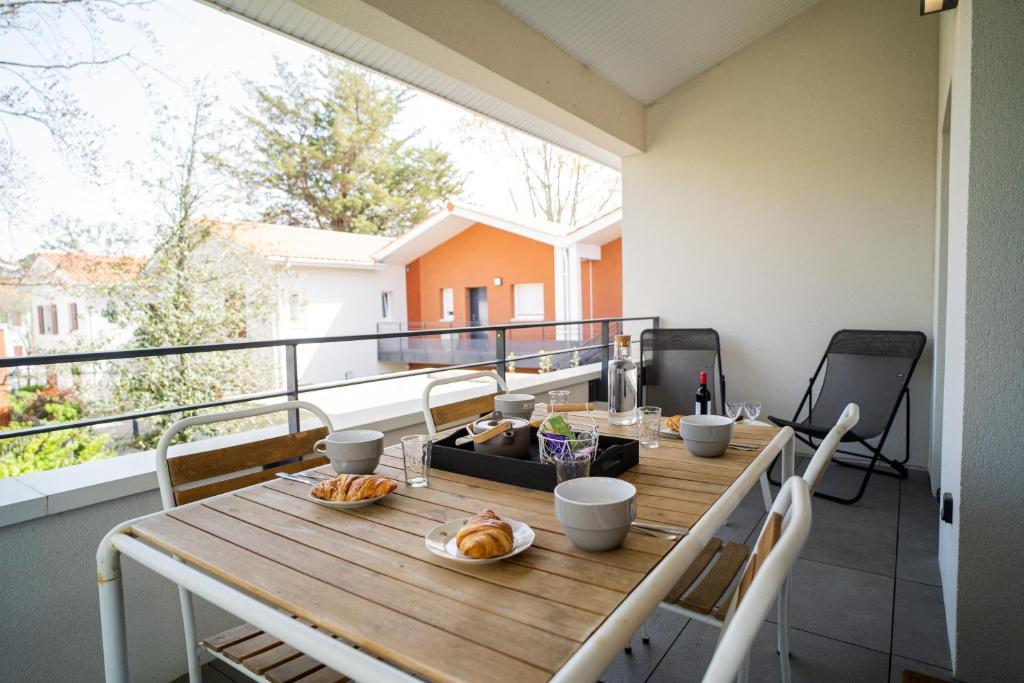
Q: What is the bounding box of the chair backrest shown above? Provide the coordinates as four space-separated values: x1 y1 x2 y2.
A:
810 330 925 439
640 328 724 415
421 370 509 434
154 400 334 510
703 476 812 683
802 403 860 494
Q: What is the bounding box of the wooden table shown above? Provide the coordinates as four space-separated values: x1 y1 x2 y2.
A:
97 412 792 683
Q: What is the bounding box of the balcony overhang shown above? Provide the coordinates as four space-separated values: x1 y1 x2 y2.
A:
199 0 645 168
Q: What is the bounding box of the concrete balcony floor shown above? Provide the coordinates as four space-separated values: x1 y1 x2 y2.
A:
175 459 951 683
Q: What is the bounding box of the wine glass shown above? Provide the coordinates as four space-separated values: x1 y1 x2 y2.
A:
742 400 762 424
725 401 743 421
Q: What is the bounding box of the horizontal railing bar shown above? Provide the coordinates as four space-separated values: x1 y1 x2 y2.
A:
0 388 293 440
0 317 652 369
0 316 656 441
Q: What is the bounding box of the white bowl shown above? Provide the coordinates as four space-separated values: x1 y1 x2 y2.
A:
494 393 536 420
314 429 384 474
680 415 734 458
554 477 636 551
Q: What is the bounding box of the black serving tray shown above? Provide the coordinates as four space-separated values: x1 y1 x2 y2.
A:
430 426 639 492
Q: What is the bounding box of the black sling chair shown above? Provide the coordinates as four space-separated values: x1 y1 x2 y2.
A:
767 329 926 505
639 328 725 416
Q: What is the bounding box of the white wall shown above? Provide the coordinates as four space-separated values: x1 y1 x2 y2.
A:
937 0 1024 678
623 0 938 468
0 489 240 683
275 263 408 385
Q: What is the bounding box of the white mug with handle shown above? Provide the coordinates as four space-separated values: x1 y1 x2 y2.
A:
313 429 384 474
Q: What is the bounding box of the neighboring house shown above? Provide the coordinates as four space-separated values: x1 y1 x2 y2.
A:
374 203 622 368
19 253 143 355
209 221 408 385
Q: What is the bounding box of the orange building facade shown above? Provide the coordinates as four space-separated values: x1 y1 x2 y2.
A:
378 205 623 341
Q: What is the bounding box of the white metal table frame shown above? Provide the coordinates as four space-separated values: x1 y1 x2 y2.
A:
96 428 795 683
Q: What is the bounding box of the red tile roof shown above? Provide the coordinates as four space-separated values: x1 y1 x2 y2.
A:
36 252 145 284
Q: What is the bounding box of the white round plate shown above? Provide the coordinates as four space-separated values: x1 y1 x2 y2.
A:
659 427 683 439
306 489 392 509
424 517 535 564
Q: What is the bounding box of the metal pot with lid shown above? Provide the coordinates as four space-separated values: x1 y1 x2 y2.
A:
468 414 531 458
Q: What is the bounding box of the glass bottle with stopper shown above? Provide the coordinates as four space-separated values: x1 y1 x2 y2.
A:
608 334 638 425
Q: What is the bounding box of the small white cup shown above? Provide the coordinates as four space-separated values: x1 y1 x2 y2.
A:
314 429 384 474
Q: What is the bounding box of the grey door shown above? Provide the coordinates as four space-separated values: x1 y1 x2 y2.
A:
468 287 488 340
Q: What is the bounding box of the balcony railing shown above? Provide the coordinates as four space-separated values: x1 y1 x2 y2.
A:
375 320 613 369
0 316 658 442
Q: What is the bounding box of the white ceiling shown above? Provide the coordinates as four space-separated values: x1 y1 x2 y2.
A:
493 0 820 104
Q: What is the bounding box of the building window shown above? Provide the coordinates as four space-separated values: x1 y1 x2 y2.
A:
440 288 454 321
38 304 58 335
381 291 393 320
513 283 545 321
69 303 79 332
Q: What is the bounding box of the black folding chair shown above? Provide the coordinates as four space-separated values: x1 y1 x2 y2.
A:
639 328 725 416
767 329 926 505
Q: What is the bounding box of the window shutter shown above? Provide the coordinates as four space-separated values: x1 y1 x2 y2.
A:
50 304 59 335
69 303 79 332
37 306 45 334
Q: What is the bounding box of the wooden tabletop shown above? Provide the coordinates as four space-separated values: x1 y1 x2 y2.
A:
129 412 779 683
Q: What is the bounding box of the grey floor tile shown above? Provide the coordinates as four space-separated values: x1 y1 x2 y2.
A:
897 477 942 586
889 655 954 683
892 580 952 669
170 662 234 683
649 619 889 683
767 558 894 653
601 607 688 683
717 485 767 544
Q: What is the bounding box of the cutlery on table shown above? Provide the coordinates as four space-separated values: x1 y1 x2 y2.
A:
275 472 321 486
632 521 688 535
629 525 681 540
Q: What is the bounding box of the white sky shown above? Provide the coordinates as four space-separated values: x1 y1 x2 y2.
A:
4 0 602 257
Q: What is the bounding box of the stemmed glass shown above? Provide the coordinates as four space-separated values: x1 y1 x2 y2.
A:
725 401 743 422
742 400 762 424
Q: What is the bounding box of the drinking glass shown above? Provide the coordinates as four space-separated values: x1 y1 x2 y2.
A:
638 406 662 448
548 390 570 410
742 400 762 423
725 401 743 421
401 435 431 487
554 450 592 483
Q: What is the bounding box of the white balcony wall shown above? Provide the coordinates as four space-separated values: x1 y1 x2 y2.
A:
936 0 1024 678
622 0 938 468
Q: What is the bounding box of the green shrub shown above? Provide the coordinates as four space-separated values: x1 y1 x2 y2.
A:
0 387 116 478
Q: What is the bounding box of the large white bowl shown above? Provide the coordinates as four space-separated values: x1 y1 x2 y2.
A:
554 477 636 551
680 415 734 458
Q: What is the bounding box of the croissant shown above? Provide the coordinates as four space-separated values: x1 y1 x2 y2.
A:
665 414 683 431
456 509 514 559
311 474 396 501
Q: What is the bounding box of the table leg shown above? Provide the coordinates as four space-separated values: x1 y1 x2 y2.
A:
782 433 795 482
97 533 130 683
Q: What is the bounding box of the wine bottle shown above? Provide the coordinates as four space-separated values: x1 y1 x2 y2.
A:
695 371 711 415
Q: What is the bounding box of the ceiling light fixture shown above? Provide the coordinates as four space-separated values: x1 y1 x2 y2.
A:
920 0 958 15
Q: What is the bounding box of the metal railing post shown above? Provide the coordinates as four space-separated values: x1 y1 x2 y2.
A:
285 344 299 433
598 320 611 401
495 328 507 389
653 316 660 330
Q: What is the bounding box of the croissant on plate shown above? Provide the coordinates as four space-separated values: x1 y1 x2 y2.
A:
665 414 683 431
311 474 396 502
455 509 514 559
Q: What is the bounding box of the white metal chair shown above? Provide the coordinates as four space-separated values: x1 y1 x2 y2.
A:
702 476 813 683
153 400 341 683
631 403 860 682
420 370 508 434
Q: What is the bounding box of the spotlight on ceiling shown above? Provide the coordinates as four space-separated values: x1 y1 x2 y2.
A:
920 0 958 15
